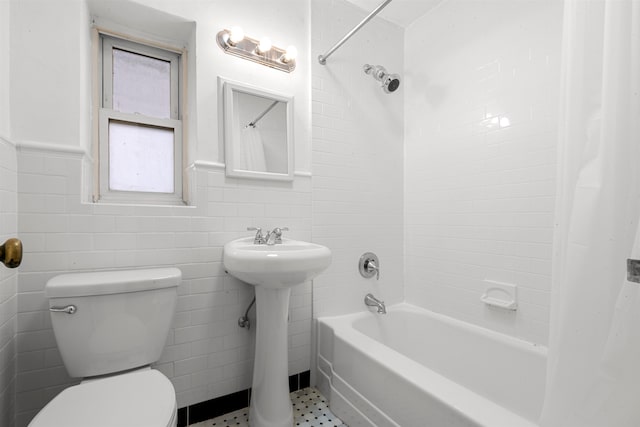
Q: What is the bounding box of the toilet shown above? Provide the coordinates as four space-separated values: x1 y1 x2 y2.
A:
29 268 181 427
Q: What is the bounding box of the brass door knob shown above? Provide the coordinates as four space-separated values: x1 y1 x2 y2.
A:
0 238 22 268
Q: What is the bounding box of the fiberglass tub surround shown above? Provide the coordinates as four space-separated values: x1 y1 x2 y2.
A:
317 304 546 427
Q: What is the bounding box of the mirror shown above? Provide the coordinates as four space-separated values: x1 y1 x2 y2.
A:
221 79 294 181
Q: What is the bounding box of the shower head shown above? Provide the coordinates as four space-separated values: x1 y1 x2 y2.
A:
363 64 401 94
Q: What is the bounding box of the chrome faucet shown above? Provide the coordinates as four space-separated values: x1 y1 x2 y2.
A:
247 226 289 245
264 227 289 245
364 293 386 314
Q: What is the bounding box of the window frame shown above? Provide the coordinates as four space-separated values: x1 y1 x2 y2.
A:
94 31 185 205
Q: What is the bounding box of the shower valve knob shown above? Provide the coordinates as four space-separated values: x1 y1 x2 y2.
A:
366 259 380 280
359 252 380 280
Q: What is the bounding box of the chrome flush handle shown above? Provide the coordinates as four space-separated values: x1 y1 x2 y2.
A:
49 305 77 314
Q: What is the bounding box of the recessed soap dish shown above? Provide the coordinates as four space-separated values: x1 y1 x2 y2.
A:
481 280 518 311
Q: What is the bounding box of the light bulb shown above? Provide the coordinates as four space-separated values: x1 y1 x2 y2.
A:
229 26 244 45
257 37 272 54
283 45 298 63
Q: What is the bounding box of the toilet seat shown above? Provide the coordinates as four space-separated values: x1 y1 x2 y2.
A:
29 369 176 427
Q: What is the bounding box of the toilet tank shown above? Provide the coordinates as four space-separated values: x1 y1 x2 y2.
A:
45 268 181 378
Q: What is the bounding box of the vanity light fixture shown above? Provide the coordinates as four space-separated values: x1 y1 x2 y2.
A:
217 27 297 73
283 46 298 63
256 37 272 55
228 26 245 45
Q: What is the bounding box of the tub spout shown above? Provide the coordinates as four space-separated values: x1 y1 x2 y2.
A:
364 293 386 314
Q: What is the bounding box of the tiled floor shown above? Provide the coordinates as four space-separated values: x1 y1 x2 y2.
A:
190 387 347 427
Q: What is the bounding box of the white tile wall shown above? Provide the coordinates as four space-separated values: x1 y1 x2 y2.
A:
0 12 14 427
311 0 405 319
404 0 563 345
13 147 312 427
0 137 18 427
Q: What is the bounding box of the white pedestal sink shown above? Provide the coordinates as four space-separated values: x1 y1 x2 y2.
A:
223 237 331 427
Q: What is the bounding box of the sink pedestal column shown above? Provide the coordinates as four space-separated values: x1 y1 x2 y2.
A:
249 286 293 427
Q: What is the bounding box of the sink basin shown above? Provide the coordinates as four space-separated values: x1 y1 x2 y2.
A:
223 237 332 288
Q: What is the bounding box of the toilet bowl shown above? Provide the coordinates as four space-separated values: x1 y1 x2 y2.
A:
28 268 181 427
29 368 177 427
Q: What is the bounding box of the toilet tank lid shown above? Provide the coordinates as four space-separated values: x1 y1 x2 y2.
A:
45 268 182 298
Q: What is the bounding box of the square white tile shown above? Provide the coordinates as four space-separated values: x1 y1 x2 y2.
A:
189 387 347 427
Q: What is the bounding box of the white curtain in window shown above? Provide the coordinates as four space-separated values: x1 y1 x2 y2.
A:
539 0 640 425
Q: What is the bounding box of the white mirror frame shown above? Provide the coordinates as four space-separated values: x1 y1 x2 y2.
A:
221 78 294 181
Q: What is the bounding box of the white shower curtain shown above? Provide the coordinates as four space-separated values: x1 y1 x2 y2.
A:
539 0 640 426
240 127 267 172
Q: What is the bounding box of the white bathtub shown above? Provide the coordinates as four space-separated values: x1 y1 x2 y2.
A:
316 303 547 427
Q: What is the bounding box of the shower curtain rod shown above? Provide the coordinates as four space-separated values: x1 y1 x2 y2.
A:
246 100 279 128
318 0 393 65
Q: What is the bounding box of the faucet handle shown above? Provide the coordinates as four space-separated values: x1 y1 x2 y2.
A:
359 252 380 280
366 259 380 280
272 227 289 244
247 227 264 244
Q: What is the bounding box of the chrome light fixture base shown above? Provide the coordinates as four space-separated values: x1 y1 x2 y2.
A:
216 30 296 73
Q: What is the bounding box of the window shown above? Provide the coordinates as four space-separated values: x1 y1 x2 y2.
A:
96 34 183 204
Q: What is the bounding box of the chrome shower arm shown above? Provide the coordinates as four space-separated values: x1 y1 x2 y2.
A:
318 0 392 65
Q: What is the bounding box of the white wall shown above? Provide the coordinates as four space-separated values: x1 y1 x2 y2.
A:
9 0 85 148
0 1 18 425
0 0 9 136
8 0 312 426
404 0 563 345
0 138 17 427
311 0 404 318
9 0 312 170
133 0 312 171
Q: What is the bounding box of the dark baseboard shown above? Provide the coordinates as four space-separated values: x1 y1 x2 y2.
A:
177 370 311 427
